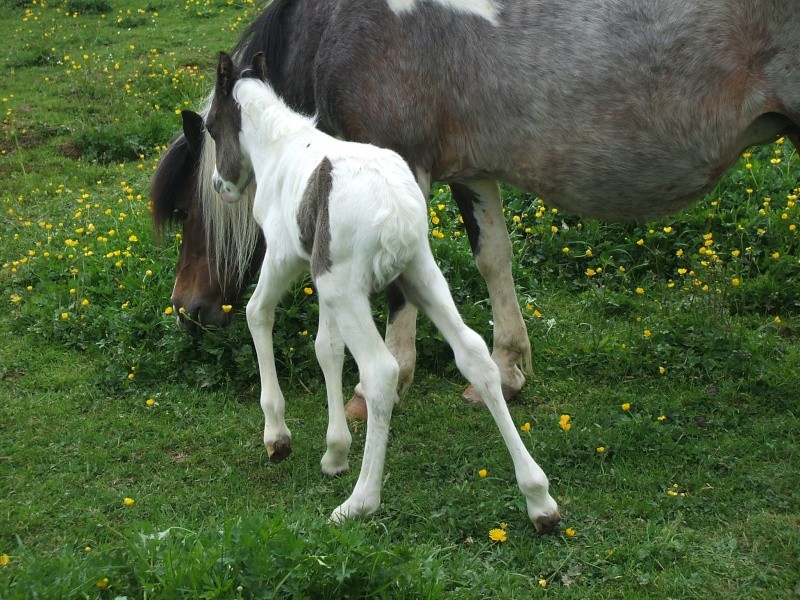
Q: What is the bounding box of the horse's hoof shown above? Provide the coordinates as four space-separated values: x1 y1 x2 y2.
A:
461 384 486 406
344 393 368 421
534 512 561 535
267 436 292 462
462 380 522 406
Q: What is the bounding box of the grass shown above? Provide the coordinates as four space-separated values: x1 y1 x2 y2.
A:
1 1 799 598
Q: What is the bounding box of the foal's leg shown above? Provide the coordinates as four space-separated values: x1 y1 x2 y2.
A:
247 253 305 462
398 250 560 533
343 171 430 420
316 302 352 476
450 179 532 404
318 275 399 522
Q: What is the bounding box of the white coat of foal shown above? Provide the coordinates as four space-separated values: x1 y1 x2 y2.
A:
204 52 560 532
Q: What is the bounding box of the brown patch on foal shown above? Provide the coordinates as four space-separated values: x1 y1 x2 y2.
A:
297 156 334 277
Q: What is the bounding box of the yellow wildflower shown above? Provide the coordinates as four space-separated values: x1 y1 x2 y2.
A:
565 527 576 537
303 287 313 295
123 497 135 507
559 414 572 432
488 528 507 543
0 553 9 566
596 446 606 454
478 468 488 478
520 422 531 432
221 304 233 313
621 402 631 412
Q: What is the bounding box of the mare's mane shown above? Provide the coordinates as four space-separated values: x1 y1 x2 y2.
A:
150 135 196 236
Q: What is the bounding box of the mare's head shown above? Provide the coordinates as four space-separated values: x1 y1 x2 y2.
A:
206 51 269 204
150 107 260 331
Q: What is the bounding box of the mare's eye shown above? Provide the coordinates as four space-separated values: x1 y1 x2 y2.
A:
173 208 188 220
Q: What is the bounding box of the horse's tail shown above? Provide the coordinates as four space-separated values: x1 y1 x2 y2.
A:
369 162 428 293
196 94 262 287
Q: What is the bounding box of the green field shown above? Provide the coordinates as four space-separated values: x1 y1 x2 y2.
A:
1 1 799 598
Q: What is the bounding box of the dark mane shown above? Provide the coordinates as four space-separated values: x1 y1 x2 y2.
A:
232 0 297 92
150 134 197 236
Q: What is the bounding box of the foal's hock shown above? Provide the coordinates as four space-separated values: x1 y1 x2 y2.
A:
202 51 560 532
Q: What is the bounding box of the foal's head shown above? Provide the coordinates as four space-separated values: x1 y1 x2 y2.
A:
206 51 269 203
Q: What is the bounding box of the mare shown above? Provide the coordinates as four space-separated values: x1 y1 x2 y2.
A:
201 51 560 530
151 0 800 412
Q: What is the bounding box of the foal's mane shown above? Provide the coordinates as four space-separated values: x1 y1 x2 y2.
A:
235 78 319 143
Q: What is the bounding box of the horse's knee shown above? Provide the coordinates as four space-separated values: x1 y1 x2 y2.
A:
360 352 399 417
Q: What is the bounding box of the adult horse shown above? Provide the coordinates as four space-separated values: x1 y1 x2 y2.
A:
152 0 800 414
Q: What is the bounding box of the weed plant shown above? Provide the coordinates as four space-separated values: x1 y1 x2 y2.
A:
1 2 798 598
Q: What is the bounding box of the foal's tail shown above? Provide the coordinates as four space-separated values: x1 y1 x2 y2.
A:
369 166 428 293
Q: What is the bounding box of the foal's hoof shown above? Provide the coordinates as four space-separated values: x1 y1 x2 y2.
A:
534 512 562 535
461 381 521 406
266 436 292 463
344 393 368 421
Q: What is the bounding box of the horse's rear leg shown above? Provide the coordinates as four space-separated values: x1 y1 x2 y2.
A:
343 171 431 421
316 303 352 476
450 179 531 404
318 279 398 522
398 252 559 533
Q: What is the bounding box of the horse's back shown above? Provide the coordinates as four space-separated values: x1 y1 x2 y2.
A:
311 0 799 220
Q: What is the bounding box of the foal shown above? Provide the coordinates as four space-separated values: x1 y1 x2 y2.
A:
202 51 560 531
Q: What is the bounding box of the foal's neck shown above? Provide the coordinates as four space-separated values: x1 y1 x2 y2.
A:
235 79 317 156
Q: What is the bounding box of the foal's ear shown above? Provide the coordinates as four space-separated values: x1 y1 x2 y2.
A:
181 110 205 157
216 51 235 98
252 52 268 81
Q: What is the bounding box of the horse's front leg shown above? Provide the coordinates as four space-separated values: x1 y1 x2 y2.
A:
247 254 304 462
316 302 351 476
450 179 531 404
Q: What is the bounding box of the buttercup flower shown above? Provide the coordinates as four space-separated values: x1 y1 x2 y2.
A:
303 287 313 295
221 304 233 313
520 422 531 432
488 528 507 543
538 579 548 588
621 402 631 411
123 497 135 506
559 414 572 431
478 468 488 478
596 446 606 454
565 527 576 537
0 553 9 567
